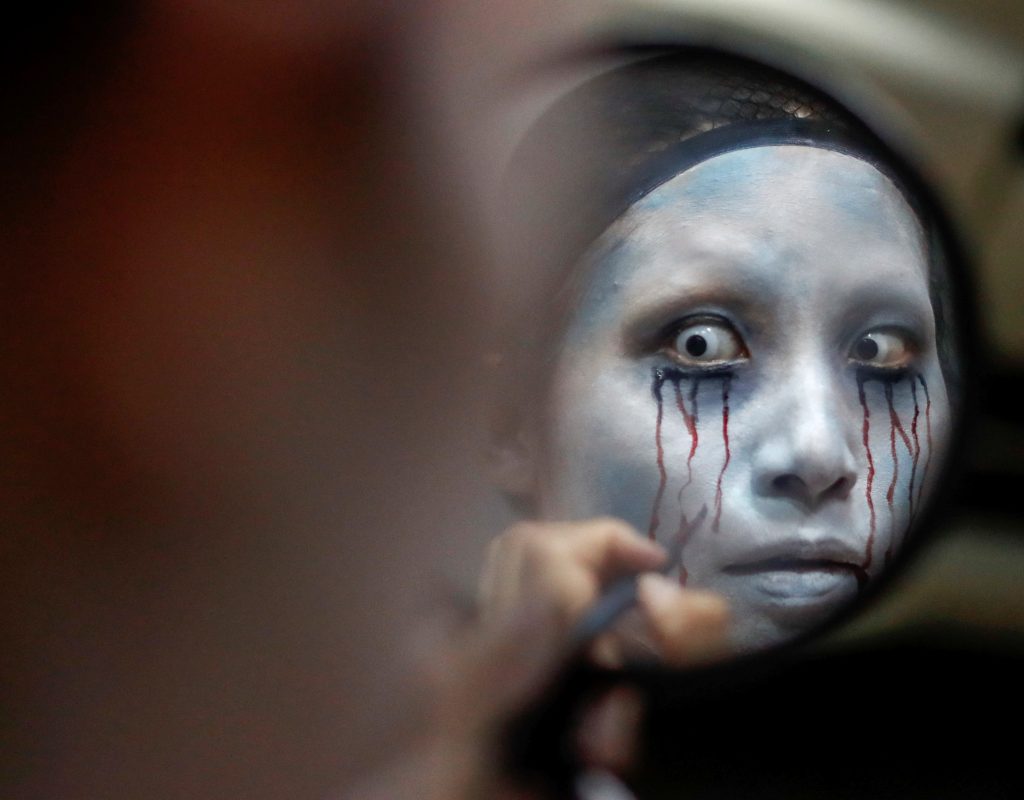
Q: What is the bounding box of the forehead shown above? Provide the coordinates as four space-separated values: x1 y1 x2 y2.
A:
590 145 929 306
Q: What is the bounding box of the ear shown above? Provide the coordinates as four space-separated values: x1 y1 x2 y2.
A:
486 418 541 502
482 345 543 508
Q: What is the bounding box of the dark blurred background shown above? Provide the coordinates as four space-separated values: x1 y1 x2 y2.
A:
2 2 1022 799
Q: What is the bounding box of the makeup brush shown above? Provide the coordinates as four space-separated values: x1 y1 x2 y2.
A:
568 504 708 649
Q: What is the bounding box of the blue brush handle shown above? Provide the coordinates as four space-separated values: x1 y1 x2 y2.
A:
568 577 640 649
567 504 706 650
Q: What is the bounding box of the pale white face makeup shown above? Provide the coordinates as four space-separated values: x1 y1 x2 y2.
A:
535 145 952 653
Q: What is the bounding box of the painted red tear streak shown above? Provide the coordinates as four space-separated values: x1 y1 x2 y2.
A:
858 376 876 572
712 376 731 532
675 510 690 586
647 370 668 541
908 378 921 527
851 565 869 591
673 379 699 501
883 383 900 564
885 384 913 497
884 383 899 514
890 397 914 458
916 374 933 511
672 378 700 581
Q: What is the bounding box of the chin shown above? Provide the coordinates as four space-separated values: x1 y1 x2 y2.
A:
717 567 863 654
728 617 796 654
727 608 836 655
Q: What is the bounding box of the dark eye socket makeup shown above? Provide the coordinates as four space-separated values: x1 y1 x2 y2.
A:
639 315 922 379
846 326 921 375
622 280 930 376
657 314 750 370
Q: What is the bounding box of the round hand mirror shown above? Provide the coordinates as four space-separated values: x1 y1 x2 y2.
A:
486 40 972 663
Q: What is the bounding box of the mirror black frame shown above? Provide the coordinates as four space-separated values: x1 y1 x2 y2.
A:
501 32 983 798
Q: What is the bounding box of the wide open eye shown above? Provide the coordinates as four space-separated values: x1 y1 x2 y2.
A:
667 317 748 367
849 330 914 370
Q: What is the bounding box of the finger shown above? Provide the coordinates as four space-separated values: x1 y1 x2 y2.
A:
589 609 663 668
478 531 530 622
636 574 731 666
479 519 668 636
481 523 595 624
557 517 666 580
588 631 624 670
525 522 661 623
481 520 664 626
575 686 644 774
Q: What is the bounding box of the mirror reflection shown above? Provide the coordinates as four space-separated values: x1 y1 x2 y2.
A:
486 50 960 658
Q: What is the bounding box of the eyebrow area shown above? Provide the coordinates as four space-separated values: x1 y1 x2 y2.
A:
620 282 775 353
617 269 934 356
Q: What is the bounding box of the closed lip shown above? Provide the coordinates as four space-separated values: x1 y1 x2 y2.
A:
722 537 865 574
721 538 867 605
724 558 860 577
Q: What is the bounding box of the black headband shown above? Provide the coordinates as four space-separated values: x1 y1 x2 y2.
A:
613 117 921 222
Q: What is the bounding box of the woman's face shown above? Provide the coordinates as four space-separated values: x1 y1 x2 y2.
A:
535 145 952 652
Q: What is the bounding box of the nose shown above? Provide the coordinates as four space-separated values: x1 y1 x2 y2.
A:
751 369 859 510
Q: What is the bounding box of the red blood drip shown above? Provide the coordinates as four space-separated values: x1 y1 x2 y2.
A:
883 379 916 563
884 383 899 518
671 379 700 579
915 374 932 512
888 387 914 457
647 371 668 540
883 381 914 558
712 376 731 532
857 377 876 571
908 378 921 528
675 510 690 586
673 380 699 501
